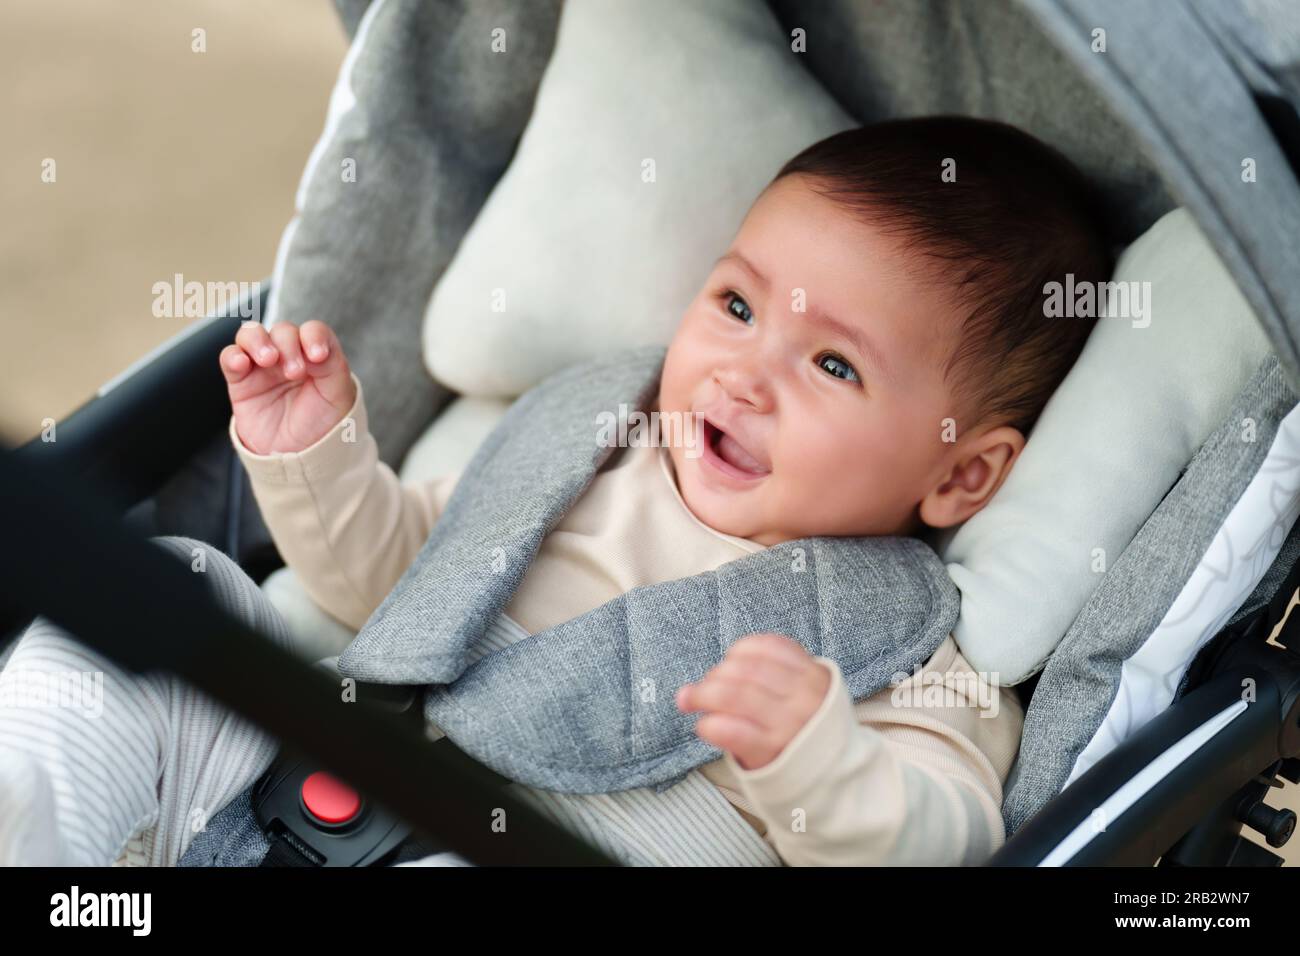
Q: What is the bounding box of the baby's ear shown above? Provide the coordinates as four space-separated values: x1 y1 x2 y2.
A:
918 425 1026 529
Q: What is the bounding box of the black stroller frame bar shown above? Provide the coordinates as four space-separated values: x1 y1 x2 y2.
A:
0 442 616 866
993 608 1300 865
7 304 253 513
8 283 1300 867
0 286 613 865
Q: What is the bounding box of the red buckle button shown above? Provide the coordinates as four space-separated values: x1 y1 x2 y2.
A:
301 771 362 825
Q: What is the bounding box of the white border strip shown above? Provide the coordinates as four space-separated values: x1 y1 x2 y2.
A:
1063 400 1300 790
1041 699 1249 866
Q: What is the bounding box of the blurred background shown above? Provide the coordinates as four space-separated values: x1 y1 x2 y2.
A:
0 0 347 442
3 0 1297 869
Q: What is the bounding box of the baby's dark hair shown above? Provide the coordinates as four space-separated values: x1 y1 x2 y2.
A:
772 116 1114 435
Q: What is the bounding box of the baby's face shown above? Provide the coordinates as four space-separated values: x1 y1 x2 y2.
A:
658 174 967 546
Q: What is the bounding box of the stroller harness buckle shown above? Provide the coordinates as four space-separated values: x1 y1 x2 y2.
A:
251 680 425 867
301 771 362 825
252 753 411 867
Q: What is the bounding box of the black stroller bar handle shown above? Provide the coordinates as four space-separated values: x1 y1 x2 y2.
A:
7 287 266 512
991 658 1299 866
0 445 617 867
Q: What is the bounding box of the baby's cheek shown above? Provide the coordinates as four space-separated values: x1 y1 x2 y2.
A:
790 427 842 483
782 432 883 527
776 445 839 516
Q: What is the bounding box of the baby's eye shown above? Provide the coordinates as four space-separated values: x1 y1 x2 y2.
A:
816 352 860 384
723 292 754 325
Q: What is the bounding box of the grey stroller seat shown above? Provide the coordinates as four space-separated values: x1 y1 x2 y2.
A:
4 0 1300 866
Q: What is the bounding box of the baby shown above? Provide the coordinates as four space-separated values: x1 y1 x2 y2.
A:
0 117 1110 867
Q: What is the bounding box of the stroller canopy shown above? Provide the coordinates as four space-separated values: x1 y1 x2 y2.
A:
759 0 1300 389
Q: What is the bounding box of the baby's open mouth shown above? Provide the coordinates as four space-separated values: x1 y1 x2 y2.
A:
702 419 771 479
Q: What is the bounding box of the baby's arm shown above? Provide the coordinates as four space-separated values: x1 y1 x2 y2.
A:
231 377 457 631
222 321 458 631
682 635 1023 866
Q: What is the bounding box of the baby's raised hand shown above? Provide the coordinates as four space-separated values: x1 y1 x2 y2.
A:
220 319 358 455
675 633 831 771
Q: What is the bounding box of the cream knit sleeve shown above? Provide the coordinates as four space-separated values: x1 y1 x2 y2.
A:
722 643 1023 866
229 372 460 632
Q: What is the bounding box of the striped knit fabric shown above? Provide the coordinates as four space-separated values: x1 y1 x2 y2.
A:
0 537 289 867
403 613 782 867
0 537 781 867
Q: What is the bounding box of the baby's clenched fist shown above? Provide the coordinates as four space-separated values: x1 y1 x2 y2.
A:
220 319 358 455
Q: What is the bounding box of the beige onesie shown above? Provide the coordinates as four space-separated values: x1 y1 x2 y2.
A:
231 373 1025 865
